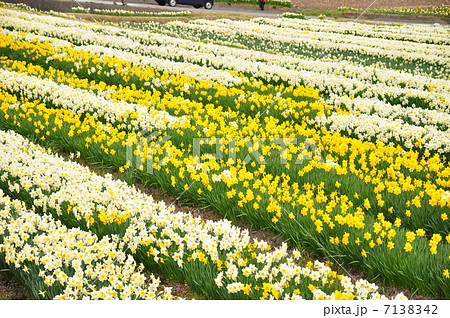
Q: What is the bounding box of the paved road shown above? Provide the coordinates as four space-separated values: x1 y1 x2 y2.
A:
75 0 283 17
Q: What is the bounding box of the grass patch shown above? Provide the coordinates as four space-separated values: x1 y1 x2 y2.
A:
293 9 346 19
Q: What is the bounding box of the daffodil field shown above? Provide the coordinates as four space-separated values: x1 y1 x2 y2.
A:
0 6 449 300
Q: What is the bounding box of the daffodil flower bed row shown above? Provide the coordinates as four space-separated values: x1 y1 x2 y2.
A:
83 22 449 111
108 20 448 92
135 18 449 47
0 90 448 297
0 30 233 113
2 12 448 119
1 27 73 49
128 20 448 82
314 93 450 152
71 6 192 17
0 189 174 300
314 111 450 154
20 14 441 155
2 9 448 114
280 12 305 19
1 50 449 198
0 1 36 13
251 17 450 46
326 95 450 131
0 129 396 300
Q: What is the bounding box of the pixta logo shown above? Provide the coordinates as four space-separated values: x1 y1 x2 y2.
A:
192 137 326 166
126 129 171 174
126 132 327 174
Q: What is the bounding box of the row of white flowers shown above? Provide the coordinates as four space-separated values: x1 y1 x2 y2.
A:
314 112 450 153
72 6 191 17
1 27 72 48
1 13 448 114
0 129 403 300
0 189 174 300
327 95 450 131
255 17 450 45
0 68 187 131
163 18 447 52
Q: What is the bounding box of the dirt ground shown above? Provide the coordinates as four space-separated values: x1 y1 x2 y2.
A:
0 272 33 300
